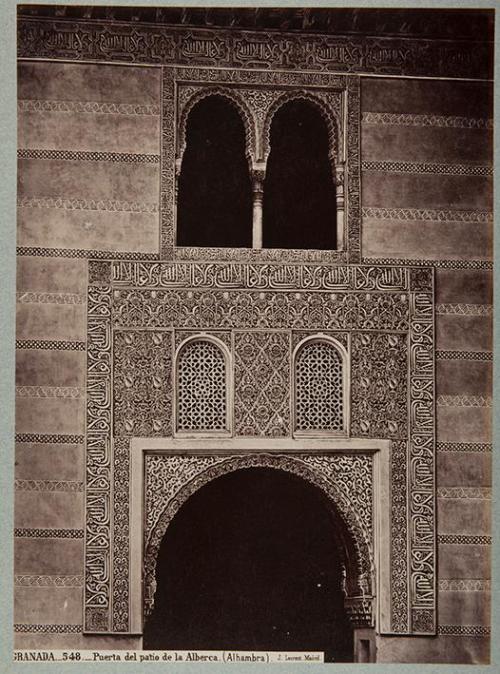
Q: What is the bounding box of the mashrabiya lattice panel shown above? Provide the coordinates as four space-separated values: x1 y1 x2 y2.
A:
176 339 227 432
295 341 344 433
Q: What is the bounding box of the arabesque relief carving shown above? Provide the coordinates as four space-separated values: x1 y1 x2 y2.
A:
84 261 435 636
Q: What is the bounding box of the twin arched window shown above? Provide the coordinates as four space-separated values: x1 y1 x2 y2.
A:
175 336 347 435
177 95 337 250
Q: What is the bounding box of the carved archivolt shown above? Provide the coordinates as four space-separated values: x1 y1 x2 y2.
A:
261 90 341 164
143 453 374 625
176 85 257 168
176 82 343 174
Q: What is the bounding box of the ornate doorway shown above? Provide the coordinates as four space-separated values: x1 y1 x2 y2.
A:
143 467 354 661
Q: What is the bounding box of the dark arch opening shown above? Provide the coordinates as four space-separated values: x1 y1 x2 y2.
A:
263 100 337 250
144 467 354 662
177 95 253 248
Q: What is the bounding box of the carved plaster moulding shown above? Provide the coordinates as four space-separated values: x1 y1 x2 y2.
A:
143 453 374 628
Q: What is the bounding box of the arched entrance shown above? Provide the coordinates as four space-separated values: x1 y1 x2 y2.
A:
143 467 358 661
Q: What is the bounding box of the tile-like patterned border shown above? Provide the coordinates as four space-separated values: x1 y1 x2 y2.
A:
436 350 492 361
436 303 492 316
436 395 492 408
15 575 84 587
15 479 84 492
437 487 491 499
14 528 84 538
436 442 492 452
18 196 158 214
18 99 160 116
16 339 86 351
437 625 490 637
17 247 159 260
438 534 491 545
364 258 493 271
16 386 84 399
15 433 84 444
362 112 493 129
361 160 492 176
14 624 83 633
362 207 492 223
16 291 85 305
438 579 491 592
18 148 160 163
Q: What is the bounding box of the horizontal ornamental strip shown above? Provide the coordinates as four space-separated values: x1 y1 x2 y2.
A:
436 395 491 408
436 442 492 453
16 385 84 399
362 112 493 129
361 206 493 223
361 160 493 176
363 258 493 271
436 350 492 361
18 195 159 213
18 99 160 116
17 247 159 260
438 579 491 592
18 148 160 163
15 479 84 492
436 303 492 316
15 433 84 444
14 528 84 538
15 575 84 587
14 624 83 633
438 534 491 545
16 339 86 351
16 291 85 305
437 625 490 637
437 487 491 499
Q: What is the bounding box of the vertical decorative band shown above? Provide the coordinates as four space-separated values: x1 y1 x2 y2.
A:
408 269 436 634
161 67 175 258
390 440 409 632
85 284 112 632
112 437 131 632
346 76 361 263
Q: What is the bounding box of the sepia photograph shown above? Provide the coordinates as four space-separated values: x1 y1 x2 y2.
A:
10 3 494 666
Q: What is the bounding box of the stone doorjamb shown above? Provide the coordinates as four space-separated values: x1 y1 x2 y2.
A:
129 436 391 637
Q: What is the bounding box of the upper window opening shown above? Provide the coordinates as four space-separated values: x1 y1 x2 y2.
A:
177 95 253 248
263 100 337 250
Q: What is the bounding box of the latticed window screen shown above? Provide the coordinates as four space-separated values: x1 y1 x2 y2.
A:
176 340 227 432
295 341 344 432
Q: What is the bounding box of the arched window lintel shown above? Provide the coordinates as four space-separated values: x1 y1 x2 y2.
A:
177 88 257 170
262 92 340 165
